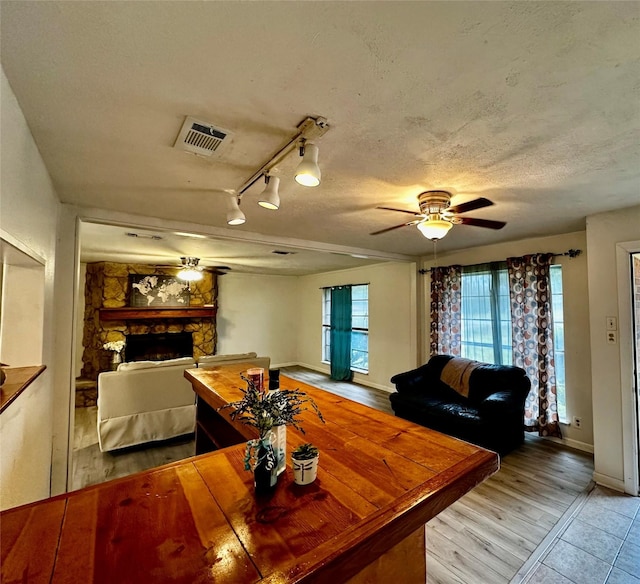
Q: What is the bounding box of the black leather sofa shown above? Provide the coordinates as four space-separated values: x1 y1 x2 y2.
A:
389 355 531 455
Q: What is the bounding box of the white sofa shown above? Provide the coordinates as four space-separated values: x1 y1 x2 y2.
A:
97 352 270 452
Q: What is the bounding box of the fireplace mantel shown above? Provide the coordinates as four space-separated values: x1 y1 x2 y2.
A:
99 307 215 321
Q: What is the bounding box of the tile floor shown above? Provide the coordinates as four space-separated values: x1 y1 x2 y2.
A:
523 485 640 584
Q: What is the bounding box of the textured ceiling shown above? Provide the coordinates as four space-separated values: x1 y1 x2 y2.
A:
1 1 639 271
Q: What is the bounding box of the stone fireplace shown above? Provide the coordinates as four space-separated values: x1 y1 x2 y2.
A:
80 262 217 380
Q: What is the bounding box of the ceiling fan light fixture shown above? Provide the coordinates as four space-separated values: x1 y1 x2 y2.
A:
177 257 204 281
177 268 203 282
294 142 321 187
258 176 280 210
226 196 246 226
417 219 453 240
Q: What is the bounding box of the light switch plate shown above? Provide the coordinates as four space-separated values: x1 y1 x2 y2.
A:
606 317 618 331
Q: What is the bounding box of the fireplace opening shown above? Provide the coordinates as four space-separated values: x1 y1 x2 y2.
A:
125 332 193 362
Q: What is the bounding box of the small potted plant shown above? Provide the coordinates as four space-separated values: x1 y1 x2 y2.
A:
291 443 320 485
221 376 324 494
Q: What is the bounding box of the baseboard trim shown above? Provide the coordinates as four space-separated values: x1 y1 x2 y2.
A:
294 362 328 375
294 362 394 393
545 435 594 454
271 362 298 369
592 472 626 493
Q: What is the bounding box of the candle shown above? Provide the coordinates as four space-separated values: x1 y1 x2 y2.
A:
246 367 264 392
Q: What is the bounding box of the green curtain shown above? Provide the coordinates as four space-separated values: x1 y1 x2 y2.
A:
330 286 353 381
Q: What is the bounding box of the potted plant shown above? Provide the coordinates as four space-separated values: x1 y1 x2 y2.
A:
221 376 324 494
291 443 320 485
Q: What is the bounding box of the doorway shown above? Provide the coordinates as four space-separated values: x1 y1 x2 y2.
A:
632 253 640 493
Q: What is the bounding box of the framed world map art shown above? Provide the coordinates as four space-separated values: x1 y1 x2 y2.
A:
129 274 190 307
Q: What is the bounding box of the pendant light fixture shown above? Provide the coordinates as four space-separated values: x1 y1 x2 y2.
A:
226 195 246 226
294 142 321 187
258 175 280 210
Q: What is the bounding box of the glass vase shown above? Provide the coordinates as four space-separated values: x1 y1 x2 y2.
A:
110 350 122 370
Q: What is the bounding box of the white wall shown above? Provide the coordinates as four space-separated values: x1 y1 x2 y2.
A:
0 263 45 367
0 68 60 510
297 261 417 392
420 231 593 451
586 205 640 493
216 272 300 366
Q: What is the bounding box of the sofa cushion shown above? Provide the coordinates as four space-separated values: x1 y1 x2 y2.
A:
390 392 450 412
117 357 195 372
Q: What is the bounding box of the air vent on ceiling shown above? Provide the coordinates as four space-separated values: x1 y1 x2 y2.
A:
174 116 233 157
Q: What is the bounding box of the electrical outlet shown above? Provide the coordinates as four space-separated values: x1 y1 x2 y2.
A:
607 331 618 344
572 416 582 429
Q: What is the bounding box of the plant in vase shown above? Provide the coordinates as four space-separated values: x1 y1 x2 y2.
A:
220 375 324 494
291 443 320 486
103 340 126 369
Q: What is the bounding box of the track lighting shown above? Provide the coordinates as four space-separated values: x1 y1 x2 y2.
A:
226 196 246 226
294 142 321 187
416 218 453 240
258 176 280 210
227 116 329 226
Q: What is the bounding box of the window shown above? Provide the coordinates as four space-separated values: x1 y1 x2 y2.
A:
550 265 566 421
459 262 566 418
322 285 369 372
460 264 512 365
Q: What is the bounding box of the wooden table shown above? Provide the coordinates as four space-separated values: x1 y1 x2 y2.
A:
0 364 498 583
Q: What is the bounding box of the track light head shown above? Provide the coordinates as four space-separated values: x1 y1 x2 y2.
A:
226 196 246 226
295 142 321 187
258 175 280 210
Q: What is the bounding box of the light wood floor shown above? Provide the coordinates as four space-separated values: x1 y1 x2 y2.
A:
72 367 595 583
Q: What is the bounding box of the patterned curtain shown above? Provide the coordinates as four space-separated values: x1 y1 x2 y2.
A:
430 265 462 356
507 254 562 438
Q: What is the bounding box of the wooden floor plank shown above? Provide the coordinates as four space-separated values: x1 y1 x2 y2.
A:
427 554 467 584
427 527 508 584
429 513 523 579
439 502 536 560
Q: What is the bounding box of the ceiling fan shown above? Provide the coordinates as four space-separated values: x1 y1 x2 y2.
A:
371 190 506 240
156 257 231 281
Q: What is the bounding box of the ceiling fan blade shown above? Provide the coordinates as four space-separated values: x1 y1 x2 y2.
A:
459 217 506 230
376 206 421 216
370 222 415 235
446 198 494 215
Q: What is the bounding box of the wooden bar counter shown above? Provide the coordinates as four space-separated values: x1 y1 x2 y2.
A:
1 364 498 583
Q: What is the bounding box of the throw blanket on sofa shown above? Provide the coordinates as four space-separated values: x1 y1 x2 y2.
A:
440 357 481 398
